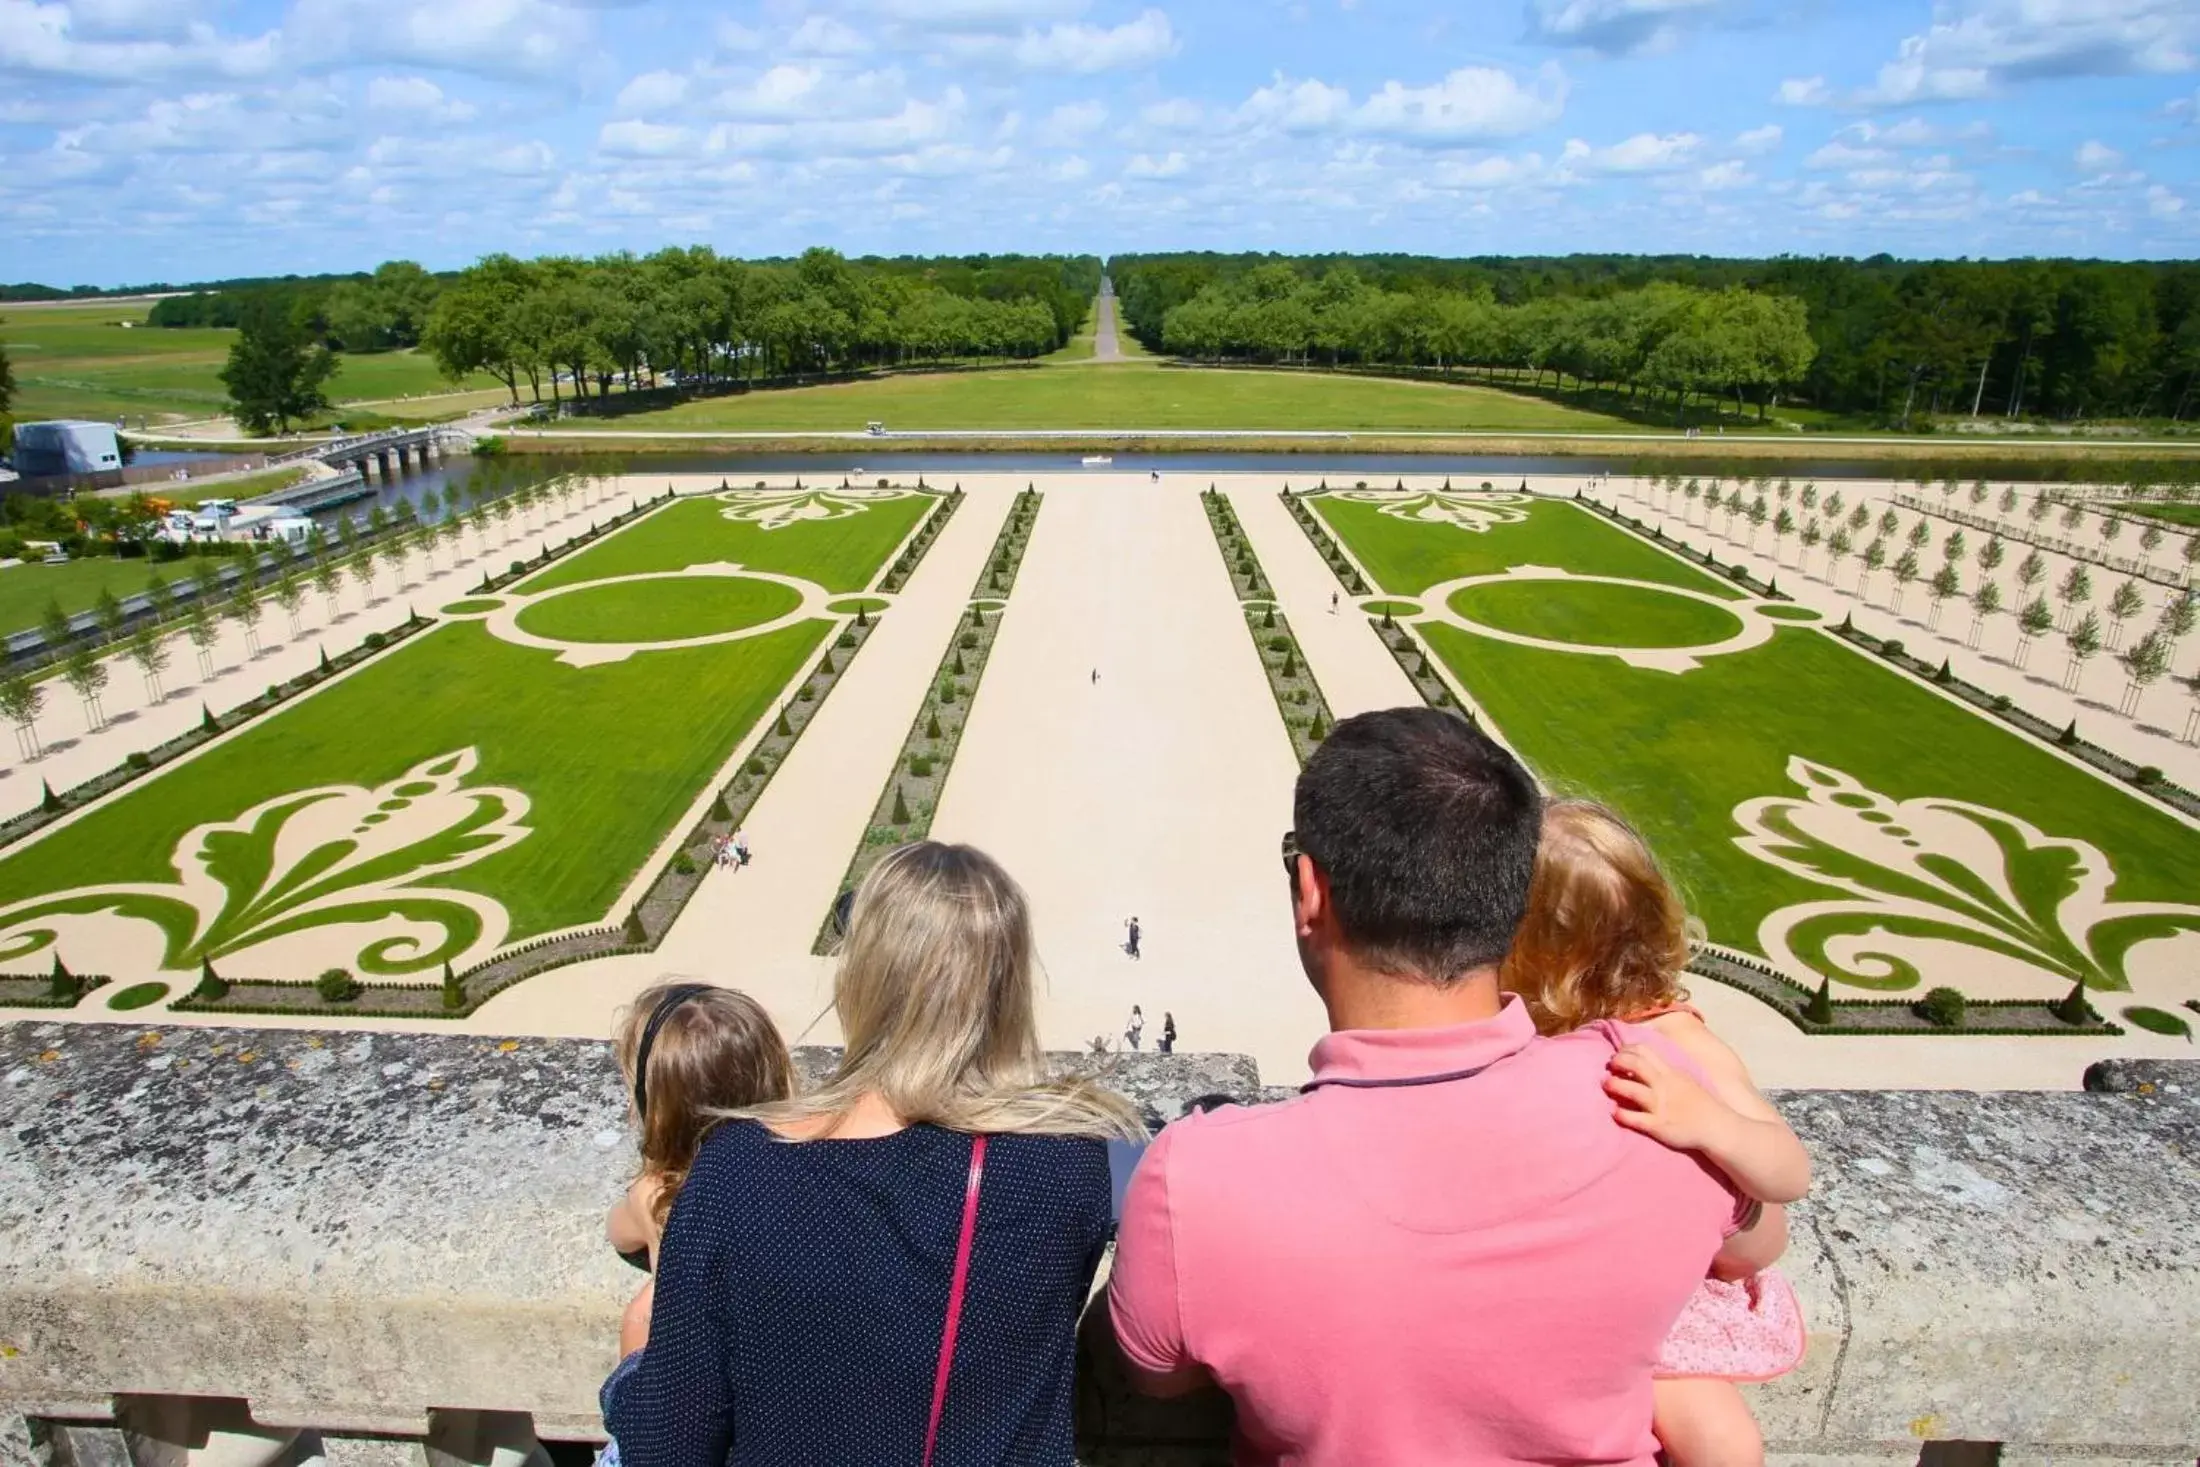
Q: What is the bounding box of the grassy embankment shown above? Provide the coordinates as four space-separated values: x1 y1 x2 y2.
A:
0 299 498 427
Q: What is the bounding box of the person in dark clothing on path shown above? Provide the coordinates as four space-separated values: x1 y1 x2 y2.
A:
1159 1012 1176 1054
1125 916 1142 960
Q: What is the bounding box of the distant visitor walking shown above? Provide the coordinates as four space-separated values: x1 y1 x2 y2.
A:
1330 592 1339 614
1159 1012 1176 1054
1124 916 1142 960
1125 1005 1145 1051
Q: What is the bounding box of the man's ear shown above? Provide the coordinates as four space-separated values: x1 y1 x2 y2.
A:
1293 854 1326 939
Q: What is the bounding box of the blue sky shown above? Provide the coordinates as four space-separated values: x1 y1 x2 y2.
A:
2 0 2195 285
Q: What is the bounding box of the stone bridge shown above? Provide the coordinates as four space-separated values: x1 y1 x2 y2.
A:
281 426 472 483
1 1025 2194 1467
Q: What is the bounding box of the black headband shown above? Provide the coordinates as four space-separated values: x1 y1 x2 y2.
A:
633 984 712 1119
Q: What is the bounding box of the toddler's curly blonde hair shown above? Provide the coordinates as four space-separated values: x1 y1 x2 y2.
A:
1499 799 1691 1035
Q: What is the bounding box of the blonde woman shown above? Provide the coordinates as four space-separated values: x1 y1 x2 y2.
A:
603 841 1144 1467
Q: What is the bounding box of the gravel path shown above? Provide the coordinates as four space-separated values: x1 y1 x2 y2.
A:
1092 278 1123 362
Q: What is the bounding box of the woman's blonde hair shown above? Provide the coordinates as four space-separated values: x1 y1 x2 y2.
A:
1498 800 1690 1035
614 981 794 1227
741 841 1145 1141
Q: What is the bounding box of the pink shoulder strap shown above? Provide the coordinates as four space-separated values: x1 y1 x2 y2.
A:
923 1133 987 1467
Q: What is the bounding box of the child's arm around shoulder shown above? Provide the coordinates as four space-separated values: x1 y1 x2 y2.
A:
1608 1012 1813 1206
606 1174 664 1258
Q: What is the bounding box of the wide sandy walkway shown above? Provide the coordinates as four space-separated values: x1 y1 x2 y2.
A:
930 474 1328 1080
468 483 1017 1042
1227 484 1420 718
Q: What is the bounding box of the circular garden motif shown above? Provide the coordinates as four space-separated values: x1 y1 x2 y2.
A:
827 596 890 617
441 598 505 616
1757 605 1823 624
514 577 803 646
1447 578 1745 651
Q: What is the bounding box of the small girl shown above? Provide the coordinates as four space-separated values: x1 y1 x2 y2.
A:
600 982 795 1458
1501 800 1811 1467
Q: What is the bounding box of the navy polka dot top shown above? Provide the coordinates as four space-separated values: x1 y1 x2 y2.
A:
603 1118 1113 1467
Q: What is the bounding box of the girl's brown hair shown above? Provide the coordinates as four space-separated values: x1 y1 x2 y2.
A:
1499 799 1690 1035
614 981 794 1228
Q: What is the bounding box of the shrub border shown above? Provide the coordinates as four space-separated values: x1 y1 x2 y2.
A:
1203 490 1335 765
812 487 1036 953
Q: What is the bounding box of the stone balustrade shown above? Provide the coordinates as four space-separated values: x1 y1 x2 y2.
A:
2 1022 2195 1467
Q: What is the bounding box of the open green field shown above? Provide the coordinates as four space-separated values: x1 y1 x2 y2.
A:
522 490 931 595
0 487 929 982
0 556 176 635
1 300 494 424
1317 493 1743 598
516 576 802 643
1317 493 2200 995
572 362 1635 434
2117 502 2200 528
1448 578 1745 648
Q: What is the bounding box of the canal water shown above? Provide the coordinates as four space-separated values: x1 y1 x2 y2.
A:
129 445 1987 531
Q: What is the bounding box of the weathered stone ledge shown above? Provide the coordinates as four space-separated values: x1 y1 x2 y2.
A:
3 1024 2195 1467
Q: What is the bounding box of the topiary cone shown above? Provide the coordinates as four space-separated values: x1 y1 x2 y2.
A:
1308 709 1328 741
623 907 647 944
195 957 227 1001
2058 720 2078 747
1804 977 1834 1025
775 708 792 738
710 791 733 823
40 780 63 814
926 710 942 740
201 703 219 734
1280 647 1297 678
891 784 911 825
1261 605 1275 628
2051 978 2094 1026
442 961 464 1011
952 649 965 676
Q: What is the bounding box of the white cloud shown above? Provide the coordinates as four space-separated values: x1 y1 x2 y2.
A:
714 64 831 119
286 0 597 77
2074 139 2124 170
0 0 278 80
1525 0 1727 56
1353 64 1568 141
787 14 870 56
599 118 692 157
1805 138 1888 168
1428 152 1546 188
1124 150 1188 178
1697 159 1752 189
1140 96 1203 128
1561 131 1701 172
1851 0 2197 106
1733 123 1782 153
1776 75 1829 105
1235 63 1566 145
1037 99 1106 143
707 91 965 159
947 8 1178 73
2148 183 2185 217
856 0 1086 30
616 69 690 115
365 75 476 123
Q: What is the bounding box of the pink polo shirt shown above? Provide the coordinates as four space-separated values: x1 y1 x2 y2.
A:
1108 998 1742 1467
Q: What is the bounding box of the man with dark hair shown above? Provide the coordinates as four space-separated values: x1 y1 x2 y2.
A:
1105 707 1776 1467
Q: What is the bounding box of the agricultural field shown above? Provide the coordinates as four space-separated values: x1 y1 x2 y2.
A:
0 299 495 425
1314 489 2200 1009
0 483 935 990
570 361 1634 434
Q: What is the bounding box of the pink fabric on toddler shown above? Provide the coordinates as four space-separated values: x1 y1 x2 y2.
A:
1653 1267 1805 1381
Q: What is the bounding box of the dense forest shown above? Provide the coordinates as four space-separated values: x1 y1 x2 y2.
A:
1109 253 2200 426
148 251 1101 400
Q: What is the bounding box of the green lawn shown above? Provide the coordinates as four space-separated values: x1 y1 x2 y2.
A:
2117 502 2200 529
578 362 1634 434
1316 496 1743 599
1319 495 2200 986
0 618 825 945
0 557 175 635
1 300 495 424
1448 578 1744 648
515 576 802 644
523 492 932 595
